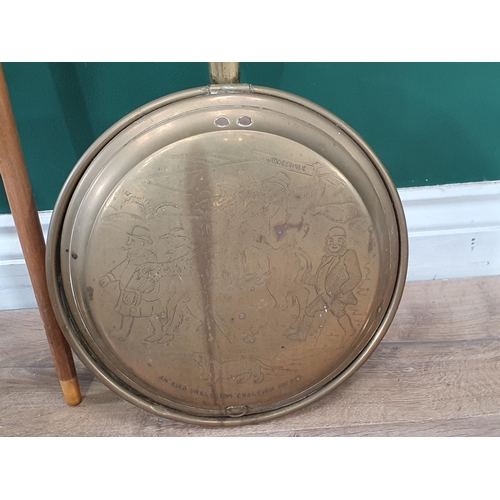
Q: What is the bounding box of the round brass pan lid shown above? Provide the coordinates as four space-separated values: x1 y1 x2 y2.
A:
47 84 408 426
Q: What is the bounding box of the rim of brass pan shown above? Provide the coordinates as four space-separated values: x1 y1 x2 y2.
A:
46 83 408 426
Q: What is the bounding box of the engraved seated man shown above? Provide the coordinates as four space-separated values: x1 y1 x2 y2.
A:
99 225 167 341
286 226 362 342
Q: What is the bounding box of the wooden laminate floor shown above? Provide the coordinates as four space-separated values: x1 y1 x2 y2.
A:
1 276 499 437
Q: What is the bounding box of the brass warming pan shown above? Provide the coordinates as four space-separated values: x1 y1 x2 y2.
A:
46 63 408 426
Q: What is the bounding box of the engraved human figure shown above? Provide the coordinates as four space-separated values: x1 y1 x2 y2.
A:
143 227 202 344
99 225 165 341
286 227 362 342
256 171 290 221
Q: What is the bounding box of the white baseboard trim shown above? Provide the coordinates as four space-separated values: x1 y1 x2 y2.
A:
0 211 52 312
1 181 499 311
399 181 500 281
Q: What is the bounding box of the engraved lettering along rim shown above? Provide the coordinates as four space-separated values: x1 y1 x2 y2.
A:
47 84 408 426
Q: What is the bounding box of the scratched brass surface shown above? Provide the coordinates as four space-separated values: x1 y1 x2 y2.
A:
47 85 407 424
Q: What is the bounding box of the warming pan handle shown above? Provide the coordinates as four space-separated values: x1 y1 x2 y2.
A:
208 62 240 84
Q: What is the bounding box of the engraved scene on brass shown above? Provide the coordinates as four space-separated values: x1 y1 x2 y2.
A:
79 132 380 415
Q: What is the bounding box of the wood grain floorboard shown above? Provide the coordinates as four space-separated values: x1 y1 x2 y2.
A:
1 276 499 436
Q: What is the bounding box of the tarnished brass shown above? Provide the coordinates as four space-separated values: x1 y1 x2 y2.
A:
46 68 408 426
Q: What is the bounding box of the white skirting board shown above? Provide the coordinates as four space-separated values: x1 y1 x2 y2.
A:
1 180 499 311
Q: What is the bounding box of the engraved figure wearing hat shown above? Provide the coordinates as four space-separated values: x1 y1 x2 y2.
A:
257 171 291 220
99 225 165 341
286 226 361 342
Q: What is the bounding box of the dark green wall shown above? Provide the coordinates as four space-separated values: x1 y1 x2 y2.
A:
1 62 499 214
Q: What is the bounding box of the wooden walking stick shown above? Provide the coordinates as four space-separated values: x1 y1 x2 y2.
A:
0 63 82 406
